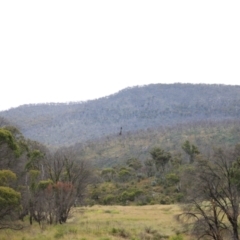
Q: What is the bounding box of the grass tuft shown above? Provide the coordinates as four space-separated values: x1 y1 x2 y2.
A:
111 227 130 238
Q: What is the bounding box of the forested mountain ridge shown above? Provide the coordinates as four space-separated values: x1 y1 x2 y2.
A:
0 83 240 147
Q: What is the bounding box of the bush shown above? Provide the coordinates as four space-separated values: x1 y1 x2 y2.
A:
54 229 65 239
160 196 172 205
174 193 184 202
111 227 130 238
0 186 21 208
103 194 115 205
169 234 184 240
119 189 143 203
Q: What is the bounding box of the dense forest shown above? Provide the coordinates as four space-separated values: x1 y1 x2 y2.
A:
0 83 240 147
1 83 240 239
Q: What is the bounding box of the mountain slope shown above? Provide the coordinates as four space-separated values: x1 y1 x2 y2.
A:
0 83 240 147
72 119 240 167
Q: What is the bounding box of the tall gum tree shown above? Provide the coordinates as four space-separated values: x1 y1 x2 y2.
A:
179 146 240 240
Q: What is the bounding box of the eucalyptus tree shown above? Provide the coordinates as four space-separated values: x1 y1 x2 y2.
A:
149 147 171 173
44 148 93 223
182 140 200 163
0 170 21 229
0 128 23 229
179 146 240 240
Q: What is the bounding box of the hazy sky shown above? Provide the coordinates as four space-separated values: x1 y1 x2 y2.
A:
0 1 239 111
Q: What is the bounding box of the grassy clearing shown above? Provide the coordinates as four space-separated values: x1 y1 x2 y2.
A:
0 205 191 240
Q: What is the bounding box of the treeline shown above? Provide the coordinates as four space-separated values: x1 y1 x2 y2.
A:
1 83 240 147
88 140 240 239
0 121 92 229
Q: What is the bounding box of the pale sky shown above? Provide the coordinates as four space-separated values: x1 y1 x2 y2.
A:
0 1 239 111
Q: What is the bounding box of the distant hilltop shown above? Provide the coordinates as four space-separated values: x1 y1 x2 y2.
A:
0 83 240 147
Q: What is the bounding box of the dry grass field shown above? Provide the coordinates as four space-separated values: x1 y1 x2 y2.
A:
0 205 192 240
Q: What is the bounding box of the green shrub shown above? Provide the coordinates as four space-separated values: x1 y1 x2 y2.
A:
54 229 65 239
69 227 78 234
169 234 184 240
103 194 115 205
174 193 184 202
160 196 172 205
111 227 130 238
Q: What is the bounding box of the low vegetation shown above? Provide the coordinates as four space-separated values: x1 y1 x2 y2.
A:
0 205 191 240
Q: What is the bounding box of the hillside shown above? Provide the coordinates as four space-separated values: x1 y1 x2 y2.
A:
70 119 240 167
0 83 240 147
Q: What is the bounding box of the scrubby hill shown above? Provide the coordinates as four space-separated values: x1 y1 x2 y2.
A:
0 83 240 147
70 119 240 167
